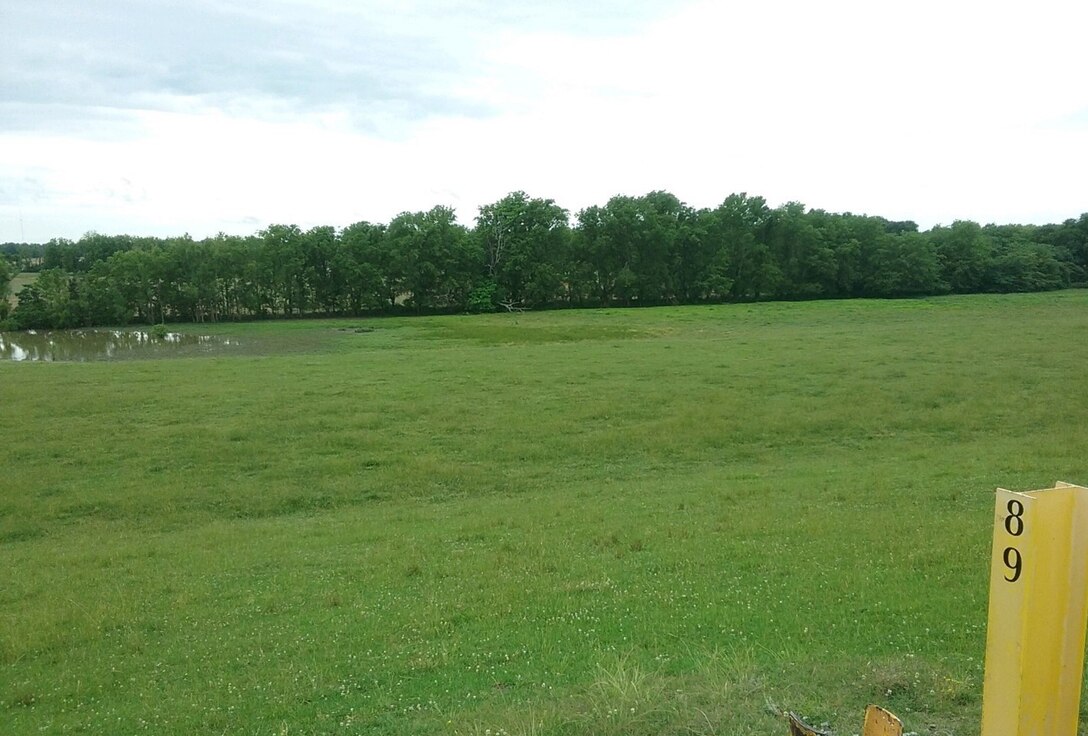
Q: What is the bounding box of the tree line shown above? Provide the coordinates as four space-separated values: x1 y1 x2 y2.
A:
2 191 1086 330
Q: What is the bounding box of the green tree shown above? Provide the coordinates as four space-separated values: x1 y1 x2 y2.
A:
1036 214 1088 285
572 191 694 306
387 207 474 312
103 248 166 324
676 209 729 303
862 232 943 296
302 226 343 315
804 212 863 297
0 257 11 318
203 233 260 320
851 215 908 296
476 192 570 309
626 191 688 304
706 193 776 300
82 261 130 326
931 220 992 293
339 222 394 313
43 233 141 273
1 242 45 272
261 224 307 315
988 237 1067 292
0 257 10 292
157 236 205 322
12 269 81 329
570 204 624 306
767 203 836 298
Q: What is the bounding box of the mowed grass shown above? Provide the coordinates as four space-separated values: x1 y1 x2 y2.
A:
2 292 1087 735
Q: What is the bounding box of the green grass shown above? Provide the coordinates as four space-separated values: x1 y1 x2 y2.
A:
2 291 1087 735
6 272 37 307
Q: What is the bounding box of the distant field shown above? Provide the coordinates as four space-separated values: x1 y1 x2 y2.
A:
6 272 36 307
2 292 1087 735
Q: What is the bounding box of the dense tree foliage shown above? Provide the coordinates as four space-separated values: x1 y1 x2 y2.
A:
6 194 1087 330
1 242 45 273
476 191 570 309
385 206 476 313
0 256 11 323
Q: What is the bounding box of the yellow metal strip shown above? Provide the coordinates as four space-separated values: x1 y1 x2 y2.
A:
980 482 1088 736
980 488 1033 734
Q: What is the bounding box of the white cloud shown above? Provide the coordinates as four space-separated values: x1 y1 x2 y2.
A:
1 0 1086 241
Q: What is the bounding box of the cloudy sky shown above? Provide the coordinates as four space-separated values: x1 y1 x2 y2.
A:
2 0 1087 242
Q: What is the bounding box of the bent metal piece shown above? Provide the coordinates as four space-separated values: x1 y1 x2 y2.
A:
786 712 829 736
785 705 902 736
861 705 903 736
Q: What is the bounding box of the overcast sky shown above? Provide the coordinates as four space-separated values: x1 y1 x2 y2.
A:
2 0 1087 242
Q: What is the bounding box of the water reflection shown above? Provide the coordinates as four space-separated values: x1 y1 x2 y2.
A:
0 329 236 362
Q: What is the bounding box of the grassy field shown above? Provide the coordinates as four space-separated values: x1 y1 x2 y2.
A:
6 272 37 308
2 292 1087 735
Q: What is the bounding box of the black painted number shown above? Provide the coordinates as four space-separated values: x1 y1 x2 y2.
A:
1003 498 1025 583
1003 546 1022 582
1004 499 1024 536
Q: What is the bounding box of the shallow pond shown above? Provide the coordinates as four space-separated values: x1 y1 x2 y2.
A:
0 329 238 362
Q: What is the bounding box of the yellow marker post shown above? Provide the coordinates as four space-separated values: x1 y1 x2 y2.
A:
980 482 1088 736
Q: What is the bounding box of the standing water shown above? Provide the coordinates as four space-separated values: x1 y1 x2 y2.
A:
0 329 236 362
